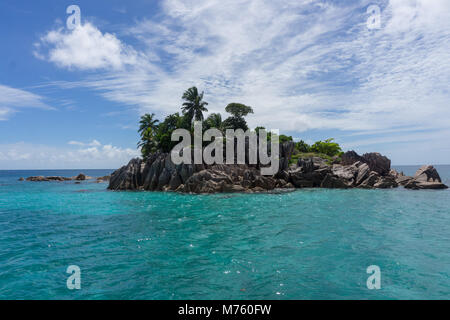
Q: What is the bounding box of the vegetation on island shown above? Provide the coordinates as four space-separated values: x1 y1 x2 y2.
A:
138 87 344 162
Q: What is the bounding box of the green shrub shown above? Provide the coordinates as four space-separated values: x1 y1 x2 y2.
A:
289 152 336 165
309 138 343 157
278 134 293 144
296 140 310 153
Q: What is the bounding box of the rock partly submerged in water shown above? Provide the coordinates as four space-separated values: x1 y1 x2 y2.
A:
404 165 448 190
108 147 448 194
25 173 107 183
26 176 73 182
96 176 111 183
73 173 95 181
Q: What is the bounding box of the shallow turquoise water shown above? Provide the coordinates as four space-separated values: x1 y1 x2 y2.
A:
0 167 449 300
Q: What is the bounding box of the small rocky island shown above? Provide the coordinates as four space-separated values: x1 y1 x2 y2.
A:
107 145 448 194
26 88 448 194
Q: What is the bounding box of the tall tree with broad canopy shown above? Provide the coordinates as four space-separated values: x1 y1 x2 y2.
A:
223 103 254 131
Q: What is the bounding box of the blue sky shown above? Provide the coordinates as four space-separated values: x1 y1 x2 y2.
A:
0 0 449 169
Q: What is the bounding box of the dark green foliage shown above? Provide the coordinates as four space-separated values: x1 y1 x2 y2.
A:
204 113 223 131
278 135 293 144
156 113 190 153
138 113 159 160
254 127 266 135
254 128 291 143
223 103 254 131
225 103 254 118
138 128 158 161
137 88 346 161
223 116 249 131
181 87 209 123
309 138 343 157
289 152 335 165
296 140 311 153
138 113 159 135
138 112 192 157
292 139 343 163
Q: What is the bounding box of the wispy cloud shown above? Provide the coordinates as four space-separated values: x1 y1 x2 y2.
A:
35 0 450 161
0 84 52 120
68 139 102 147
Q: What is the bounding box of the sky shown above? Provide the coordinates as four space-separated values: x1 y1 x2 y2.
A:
0 0 449 169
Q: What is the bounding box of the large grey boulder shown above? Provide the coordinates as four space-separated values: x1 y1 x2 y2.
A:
318 163 359 188
168 172 182 191
332 164 358 181
297 158 315 173
182 169 233 193
396 175 414 186
296 157 329 172
404 165 448 190
108 158 143 190
341 151 364 166
374 176 398 189
361 153 391 176
341 151 391 176
291 157 331 188
358 171 380 189
290 169 327 188
253 176 277 190
321 173 352 189
404 180 448 190
414 165 443 182
355 163 370 186
279 142 295 171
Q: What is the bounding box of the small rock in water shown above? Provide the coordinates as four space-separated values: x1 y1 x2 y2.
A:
75 173 87 181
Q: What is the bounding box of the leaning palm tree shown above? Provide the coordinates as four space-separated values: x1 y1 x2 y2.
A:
181 87 209 123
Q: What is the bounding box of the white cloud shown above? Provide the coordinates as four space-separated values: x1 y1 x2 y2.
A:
0 107 13 120
68 139 102 147
0 84 52 120
37 0 450 164
0 141 139 169
36 22 141 70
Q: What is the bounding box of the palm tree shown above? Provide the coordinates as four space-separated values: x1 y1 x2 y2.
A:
138 113 159 160
181 87 209 123
138 113 159 137
205 113 223 131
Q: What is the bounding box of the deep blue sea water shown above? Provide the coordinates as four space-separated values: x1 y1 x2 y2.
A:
0 166 449 300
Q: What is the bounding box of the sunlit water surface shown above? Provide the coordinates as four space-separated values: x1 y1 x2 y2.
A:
0 167 449 299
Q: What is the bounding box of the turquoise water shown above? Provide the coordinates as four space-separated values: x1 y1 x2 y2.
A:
0 167 449 300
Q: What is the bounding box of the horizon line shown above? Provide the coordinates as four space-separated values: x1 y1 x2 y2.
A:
2 164 450 171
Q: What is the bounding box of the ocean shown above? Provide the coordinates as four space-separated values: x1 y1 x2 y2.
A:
0 166 449 300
